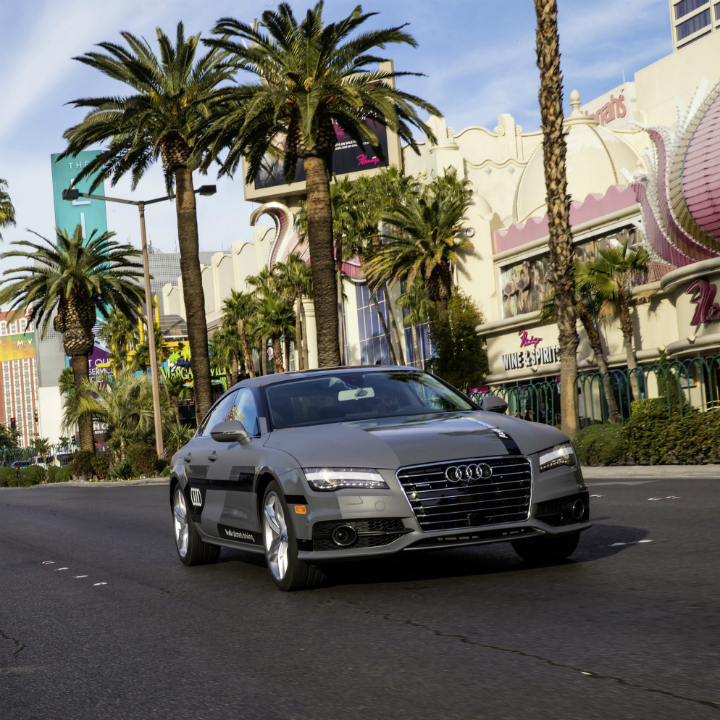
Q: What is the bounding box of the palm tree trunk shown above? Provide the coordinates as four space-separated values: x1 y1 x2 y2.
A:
534 0 579 438
173 167 212 425
384 282 406 365
161 374 180 424
231 351 238 387
618 291 641 400
236 318 255 378
261 335 268 376
370 290 397 365
295 293 304 371
272 334 284 373
72 354 95 453
284 336 291 373
411 323 421 369
579 308 620 422
304 156 341 367
337 270 345 365
300 300 310 370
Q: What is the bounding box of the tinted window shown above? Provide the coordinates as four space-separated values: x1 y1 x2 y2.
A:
265 371 473 429
200 391 239 437
230 388 259 435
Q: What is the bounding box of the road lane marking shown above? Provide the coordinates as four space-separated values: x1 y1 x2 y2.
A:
93 583 107 586
54 568 69 571
73 575 88 579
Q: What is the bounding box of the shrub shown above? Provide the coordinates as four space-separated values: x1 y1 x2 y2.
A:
72 450 96 478
47 466 72 483
0 467 16 487
160 465 172 477
126 442 158 478
155 458 169 475
92 456 110 480
18 466 46 486
110 461 134 481
427 292 489 392
574 423 625 466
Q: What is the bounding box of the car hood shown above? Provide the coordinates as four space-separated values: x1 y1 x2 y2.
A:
264 411 568 469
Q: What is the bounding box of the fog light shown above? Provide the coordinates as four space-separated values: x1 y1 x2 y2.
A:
331 525 358 547
572 499 585 521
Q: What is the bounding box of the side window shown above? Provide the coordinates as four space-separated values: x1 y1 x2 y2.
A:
200 391 238 437
230 388 259 435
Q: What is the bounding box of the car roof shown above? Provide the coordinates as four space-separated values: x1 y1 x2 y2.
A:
230 365 425 390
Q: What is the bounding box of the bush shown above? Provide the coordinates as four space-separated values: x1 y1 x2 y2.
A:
160 465 172 477
0 467 16 487
574 423 625 466
126 442 158 478
18 466 46 486
92 456 109 480
155 458 169 475
427 292 489 392
110 461 134 481
72 450 96 478
47 465 72 483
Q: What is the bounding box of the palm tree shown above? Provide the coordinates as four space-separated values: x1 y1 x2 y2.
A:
200 3 440 368
274 254 313 370
211 324 244 386
130 322 167 373
164 420 195 456
222 290 257 378
256 293 296 374
246 268 277 375
98 308 140 373
0 226 144 452
540 263 621 422
364 172 473 318
161 372 194 424
534 0 579 438
0 178 16 241
64 369 166 464
582 241 650 402
396 276 430 369
59 23 234 425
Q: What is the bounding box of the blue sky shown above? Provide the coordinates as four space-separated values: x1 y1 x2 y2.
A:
0 0 672 271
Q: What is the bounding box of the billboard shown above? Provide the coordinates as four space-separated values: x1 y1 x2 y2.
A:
0 335 35 362
254 120 390 190
50 150 108 239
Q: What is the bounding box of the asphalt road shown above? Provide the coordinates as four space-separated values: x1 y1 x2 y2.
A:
0 478 718 720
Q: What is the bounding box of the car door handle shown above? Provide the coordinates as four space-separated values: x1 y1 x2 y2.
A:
208 451 217 462
183 454 192 462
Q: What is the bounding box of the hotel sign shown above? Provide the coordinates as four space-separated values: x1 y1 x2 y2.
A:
686 279 720 327
501 330 560 371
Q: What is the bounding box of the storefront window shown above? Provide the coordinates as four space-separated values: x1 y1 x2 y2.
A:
356 284 392 366
499 227 643 320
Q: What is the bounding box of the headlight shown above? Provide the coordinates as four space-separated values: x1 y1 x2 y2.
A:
538 442 576 472
304 468 389 492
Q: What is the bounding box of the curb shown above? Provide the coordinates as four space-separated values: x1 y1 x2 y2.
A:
0 477 170 490
582 465 720 480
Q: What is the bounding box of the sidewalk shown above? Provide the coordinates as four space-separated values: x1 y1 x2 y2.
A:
581 465 720 480
0 477 170 490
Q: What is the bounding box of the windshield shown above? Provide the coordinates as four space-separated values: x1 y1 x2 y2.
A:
264 371 474 429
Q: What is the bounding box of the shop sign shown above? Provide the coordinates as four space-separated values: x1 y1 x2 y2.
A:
686 279 720 327
582 93 627 126
502 330 560 371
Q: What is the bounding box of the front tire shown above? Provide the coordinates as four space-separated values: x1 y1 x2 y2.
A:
512 531 580 563
173 485 220 566
262 481 326 591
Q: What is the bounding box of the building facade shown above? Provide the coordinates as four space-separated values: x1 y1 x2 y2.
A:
0 310 39 447
669 0 720 52
157 30 720 424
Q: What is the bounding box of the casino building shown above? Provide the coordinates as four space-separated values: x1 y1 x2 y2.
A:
160 28 720 420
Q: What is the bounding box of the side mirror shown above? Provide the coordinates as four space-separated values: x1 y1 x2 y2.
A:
210 420 252 445
478 395 508 414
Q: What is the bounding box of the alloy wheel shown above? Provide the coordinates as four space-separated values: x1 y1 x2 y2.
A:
173 488 189 558
263 491 289 580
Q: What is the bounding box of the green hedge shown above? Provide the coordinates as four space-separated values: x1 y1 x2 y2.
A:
577 408 720 465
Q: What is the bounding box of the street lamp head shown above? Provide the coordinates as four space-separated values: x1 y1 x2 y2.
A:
62 188 80 201
197 185 217 197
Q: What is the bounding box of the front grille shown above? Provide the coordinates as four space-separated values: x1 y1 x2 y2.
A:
397 456 532 531
312 518 409 551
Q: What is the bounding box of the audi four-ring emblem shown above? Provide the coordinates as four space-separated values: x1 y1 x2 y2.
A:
444 463 492 483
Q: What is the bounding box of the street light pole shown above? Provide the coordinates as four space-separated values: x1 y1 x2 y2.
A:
62 184 216 461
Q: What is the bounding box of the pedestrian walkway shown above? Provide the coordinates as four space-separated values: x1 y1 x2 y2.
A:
582 465 720 480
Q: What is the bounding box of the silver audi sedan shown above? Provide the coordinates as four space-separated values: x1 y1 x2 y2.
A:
169 367 590 591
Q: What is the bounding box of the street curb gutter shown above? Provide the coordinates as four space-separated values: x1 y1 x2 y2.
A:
582 465 720 480
0 477 170 490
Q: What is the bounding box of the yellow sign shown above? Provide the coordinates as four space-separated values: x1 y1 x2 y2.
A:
0 335 35 362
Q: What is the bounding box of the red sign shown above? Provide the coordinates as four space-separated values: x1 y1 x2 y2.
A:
582 93 627 126
686 279 720 327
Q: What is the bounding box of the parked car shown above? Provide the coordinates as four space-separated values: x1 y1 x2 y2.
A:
169 367 590 591
11 460 30 471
